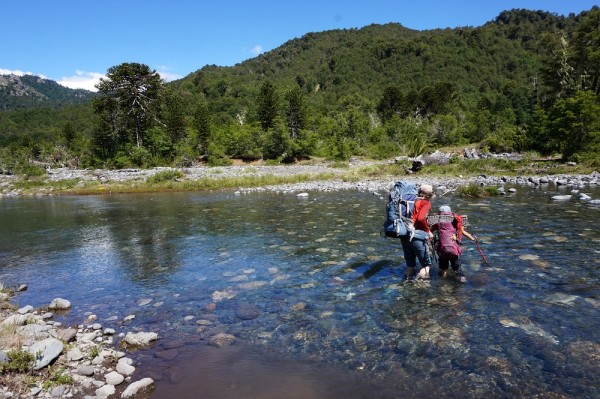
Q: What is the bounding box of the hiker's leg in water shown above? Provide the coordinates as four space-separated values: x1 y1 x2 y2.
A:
414 239 432 279
401 238 416 279
452 258 467 282
438 258 450 278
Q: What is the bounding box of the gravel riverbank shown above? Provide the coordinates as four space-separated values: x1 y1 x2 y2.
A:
1 158 600 198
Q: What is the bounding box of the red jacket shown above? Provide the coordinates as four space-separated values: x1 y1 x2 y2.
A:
412 199 431 233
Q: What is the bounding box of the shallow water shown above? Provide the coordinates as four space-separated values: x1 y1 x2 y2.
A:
1 185 600 398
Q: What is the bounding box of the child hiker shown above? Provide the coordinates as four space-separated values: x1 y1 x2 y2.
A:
430 205 475 283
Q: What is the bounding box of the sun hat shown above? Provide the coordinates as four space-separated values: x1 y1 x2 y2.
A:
439 205 452 213
419 184 433 195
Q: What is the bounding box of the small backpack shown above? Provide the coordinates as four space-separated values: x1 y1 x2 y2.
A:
435 212 462 260
383 181 418 238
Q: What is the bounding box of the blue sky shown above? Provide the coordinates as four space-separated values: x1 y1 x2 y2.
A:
1 0 598 91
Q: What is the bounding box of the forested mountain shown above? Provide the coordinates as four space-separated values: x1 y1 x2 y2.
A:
171 9 571 122
0 74 95 110
1 7 599 171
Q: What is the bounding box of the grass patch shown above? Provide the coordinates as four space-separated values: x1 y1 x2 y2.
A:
0 349 35 373
42 366 74 389
89 345 101 359
457 184 500 198
146 170 185 184
59 172 339 195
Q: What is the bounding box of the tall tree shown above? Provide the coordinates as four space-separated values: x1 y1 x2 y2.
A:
572 8 600 95
161 89 187 143
94 63 163 149
285 85 307 138
256 80 279 132
193 100 212 155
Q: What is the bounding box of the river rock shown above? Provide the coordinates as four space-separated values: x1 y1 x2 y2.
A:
105 371 125 386
123 332 158 347
236 304 260 320
48 298 71 310
28 337 64 370
121 378 155 398
2 314 33 326
96 384 116 397
208 333 237 347
17 305 34 314
18 324 50 340
77 365 95 376
117 357 136 376
551 195 571 200
67 347 85 361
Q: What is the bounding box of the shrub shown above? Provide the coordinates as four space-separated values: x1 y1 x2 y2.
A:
457 184 500 198
0 349 35 373
146 170 184 184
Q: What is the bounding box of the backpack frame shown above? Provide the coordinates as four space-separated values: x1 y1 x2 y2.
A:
383 181 418 238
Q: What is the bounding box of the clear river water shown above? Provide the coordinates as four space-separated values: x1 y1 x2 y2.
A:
1 184 600 398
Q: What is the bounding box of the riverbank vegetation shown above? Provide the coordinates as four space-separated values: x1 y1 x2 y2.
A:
2 154 594 197
1 8 599 179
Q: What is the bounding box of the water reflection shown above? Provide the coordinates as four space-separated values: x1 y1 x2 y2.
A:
1 186 600 398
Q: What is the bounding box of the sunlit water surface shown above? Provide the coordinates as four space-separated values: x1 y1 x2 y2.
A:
1 185 600 398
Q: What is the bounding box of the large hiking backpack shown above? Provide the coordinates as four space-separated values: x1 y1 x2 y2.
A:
435 212 462 260
383 181 418 238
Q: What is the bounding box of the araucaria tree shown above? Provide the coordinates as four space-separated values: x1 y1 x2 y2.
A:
93 63 164 158
256 80 279 132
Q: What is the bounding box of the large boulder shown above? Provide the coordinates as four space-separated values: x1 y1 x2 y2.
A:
28 338 64 370
121 378 155 398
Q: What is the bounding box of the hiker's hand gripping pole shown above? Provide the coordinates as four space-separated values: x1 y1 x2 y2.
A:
474 236 488 265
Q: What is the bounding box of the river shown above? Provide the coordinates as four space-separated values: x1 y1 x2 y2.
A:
1 184 599 398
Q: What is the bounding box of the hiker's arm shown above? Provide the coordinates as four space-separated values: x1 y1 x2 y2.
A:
462 229 475 241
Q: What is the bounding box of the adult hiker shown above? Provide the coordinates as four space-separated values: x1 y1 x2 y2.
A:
430 205 475 283
401 184 435 281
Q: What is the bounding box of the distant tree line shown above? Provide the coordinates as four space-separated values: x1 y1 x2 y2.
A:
0 7 599 174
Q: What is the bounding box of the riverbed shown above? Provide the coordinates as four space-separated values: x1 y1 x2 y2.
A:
1 185 600 398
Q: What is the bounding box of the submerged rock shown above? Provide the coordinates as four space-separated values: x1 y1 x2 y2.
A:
123 332 158 347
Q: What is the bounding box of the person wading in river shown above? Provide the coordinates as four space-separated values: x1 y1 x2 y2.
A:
401 184 434 281
430 205 475 283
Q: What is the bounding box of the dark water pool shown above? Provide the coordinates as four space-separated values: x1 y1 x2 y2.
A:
1 184 600 398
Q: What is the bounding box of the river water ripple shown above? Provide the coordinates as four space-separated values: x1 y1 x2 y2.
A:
1 185 599 398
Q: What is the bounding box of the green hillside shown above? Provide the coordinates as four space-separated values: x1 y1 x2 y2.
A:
1 7 599 172
0 74 95 111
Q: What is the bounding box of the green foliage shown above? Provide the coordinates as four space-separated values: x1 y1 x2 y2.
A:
256 80 279 131
146 170 185 184
42 367 74 389
89 345 101 359
0 349 35 373
2 8 600 168
457 184 500 198
93 63 164 157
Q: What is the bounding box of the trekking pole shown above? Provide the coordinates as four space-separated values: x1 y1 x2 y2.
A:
474 236 488 265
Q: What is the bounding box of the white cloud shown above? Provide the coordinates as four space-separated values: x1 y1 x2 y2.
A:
57 70 105 92
250 45 264 56
0 68 47 79
154 66 182 82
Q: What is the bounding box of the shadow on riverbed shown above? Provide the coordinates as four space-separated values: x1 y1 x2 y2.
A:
136 342 428 399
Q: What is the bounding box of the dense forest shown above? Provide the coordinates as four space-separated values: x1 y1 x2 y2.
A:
1 7 599 174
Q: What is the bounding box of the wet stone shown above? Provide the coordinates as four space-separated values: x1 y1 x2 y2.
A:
236 304 260 320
